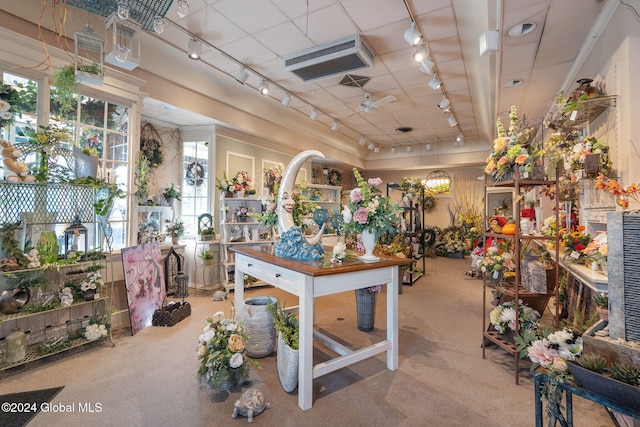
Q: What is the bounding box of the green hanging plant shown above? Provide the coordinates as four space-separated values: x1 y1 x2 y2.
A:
53 65 78 117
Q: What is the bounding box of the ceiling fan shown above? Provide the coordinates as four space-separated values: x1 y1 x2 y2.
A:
344 93 397 118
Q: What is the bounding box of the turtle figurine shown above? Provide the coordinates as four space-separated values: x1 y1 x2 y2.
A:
232 388 271 423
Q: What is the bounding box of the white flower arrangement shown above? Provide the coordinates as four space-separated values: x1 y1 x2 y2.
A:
330 242 347 264
80 271 103 292
84 323 108 341
489 300 540 335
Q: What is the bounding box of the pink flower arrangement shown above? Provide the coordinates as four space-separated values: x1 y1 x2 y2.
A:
525 327 583 370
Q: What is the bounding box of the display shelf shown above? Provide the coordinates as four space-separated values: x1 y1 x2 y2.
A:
219 195 276 291
0 296 108 323
482 168 560 385
0 334 108 371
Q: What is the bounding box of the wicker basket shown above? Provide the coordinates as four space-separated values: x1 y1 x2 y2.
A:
152 302 191 327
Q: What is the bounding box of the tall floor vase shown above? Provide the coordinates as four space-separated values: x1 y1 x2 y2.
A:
277 334 299 392
355 288 377 331
360 227 379 261
243 296 277 358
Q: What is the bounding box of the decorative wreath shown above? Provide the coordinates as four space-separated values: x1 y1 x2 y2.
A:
140 123 164 168
328 169 342 186
186 161 204 186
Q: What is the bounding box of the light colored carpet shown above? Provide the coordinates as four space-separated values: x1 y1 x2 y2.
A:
0 257 615 426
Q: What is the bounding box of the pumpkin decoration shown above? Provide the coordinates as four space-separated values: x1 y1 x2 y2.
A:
501 223 516 235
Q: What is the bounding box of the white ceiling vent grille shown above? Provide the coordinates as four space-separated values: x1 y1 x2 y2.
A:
283 34 375 83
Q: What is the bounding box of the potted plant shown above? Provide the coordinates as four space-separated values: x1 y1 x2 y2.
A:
199 249 215 266
199 227 215 241
268 299 299 392
161 183 181 206
592 292 608 322
165 220 185 245
75 60 102 86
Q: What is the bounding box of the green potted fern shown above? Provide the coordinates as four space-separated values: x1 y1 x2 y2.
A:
268 299 299 392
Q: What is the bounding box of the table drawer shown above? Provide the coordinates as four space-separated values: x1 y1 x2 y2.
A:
237 256 301 291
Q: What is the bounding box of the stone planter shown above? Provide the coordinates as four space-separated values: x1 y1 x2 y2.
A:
277 333 298 392
243 296 276 358
568 362 640 412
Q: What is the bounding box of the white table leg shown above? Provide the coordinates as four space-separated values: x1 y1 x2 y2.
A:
234 266 245 321
298 275 314 410
387 265 399 370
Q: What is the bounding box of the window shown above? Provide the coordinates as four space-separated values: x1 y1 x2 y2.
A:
181 140 209 237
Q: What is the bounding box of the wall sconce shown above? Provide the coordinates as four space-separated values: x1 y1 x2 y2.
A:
105 13 141 70
187 38 201 60
64 215 88 261
74 23 104 86
258 79 269 95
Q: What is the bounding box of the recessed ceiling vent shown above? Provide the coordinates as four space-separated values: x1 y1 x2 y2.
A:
339 74 371 88
283 34 375 83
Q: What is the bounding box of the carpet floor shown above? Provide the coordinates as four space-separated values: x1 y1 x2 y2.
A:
0 257 615 426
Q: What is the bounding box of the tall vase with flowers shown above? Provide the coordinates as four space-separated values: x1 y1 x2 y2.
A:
342 168 401 261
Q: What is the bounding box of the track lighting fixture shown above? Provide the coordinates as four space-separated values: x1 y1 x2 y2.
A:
331 120 338 131
425 143 432 151
404 22 423 46
413 44 429 63
438 96 451 111
374 146 380 153
406 145 412 152
453 140 460 147
428 74 442 91
281 93 291 107
187 38 201 60
448 114 458 127
359 136 366 146
391 146 396 153
418 58 434 74
456 132 464 143
258 79 269 96
153 16 165 34
310 109 318 121
368 142 375 150
235 67 249 84
177 0 189 18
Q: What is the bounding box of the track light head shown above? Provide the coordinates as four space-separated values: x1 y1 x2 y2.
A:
235 67 249 84
310 109 318 121
456 132 464 142
448 114 458 127
187 38 201 60
153 16 165 34
438 96 451 111
374 146 379 153
359 136 366 146
177 0 190 18
368 142 375 150
404 22 423 46
281 93 291 107
428 74 442 91
418 58 434 74
413 44 429 63
258 79 269 96
391 146 396 153
331 120 338 131
406 145 412 152
425 143 432 151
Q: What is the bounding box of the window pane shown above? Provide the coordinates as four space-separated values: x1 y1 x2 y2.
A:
106 132 127 161
107 103 128 131
80 96 105 127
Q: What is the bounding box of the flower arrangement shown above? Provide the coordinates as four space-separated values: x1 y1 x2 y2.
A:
0 82 22 128
437 226 466 254
484 106 544 181
342 168 401 237
264 165 283 188
216 171 236 193
329 242 348 264
80 270 104 292
582 232 607 267
250 196 278 227
489 300 540 335
196 312 254 389
562 225 591 262
138 218 165 243
84 322 109 341
235 203 254 222
234 171 255 195
478 245 517 280
161 183 181 203
565 136 611 178
399 176 437 210
165 220 185 238
594 173 640 208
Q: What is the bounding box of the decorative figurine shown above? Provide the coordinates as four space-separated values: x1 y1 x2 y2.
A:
232 388 271 423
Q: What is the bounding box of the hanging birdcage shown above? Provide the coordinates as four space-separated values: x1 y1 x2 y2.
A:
74 22 104 85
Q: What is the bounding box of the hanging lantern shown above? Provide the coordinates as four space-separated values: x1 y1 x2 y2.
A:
105 12 141 70
64 215 89 261
74 23 104 86
423 170 452 194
